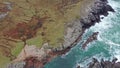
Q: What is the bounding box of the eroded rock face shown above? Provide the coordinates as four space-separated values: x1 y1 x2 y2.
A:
57 0 115 52
6 0 115 68
80 0 115 29
87 58 120 68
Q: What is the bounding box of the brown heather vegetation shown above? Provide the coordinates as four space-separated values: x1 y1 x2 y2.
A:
3 16 49 45
0 0 83 67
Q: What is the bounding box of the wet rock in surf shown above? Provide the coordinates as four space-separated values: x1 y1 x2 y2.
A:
80 0 115 29
82 32 99 49
87 58 120 68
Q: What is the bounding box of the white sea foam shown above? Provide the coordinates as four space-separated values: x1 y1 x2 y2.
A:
97 34 103 41
89 0 119 33
107 0 120 61
107 40 120 61
107 40 120 46
77 53 107 68
114 51 120 61
89 0 120 62
108 0 120 10
109 48 120 61
74 0 120 67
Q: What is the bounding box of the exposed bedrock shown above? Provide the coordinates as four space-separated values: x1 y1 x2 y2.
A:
6 0 115 68
80 0 115 29
77 58 120 68
88 58 120 68
52 0 115 52
82 32 99 49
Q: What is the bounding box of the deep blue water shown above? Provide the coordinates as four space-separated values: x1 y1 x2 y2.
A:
45 0 120 68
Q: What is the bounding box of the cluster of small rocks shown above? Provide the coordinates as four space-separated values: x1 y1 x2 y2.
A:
80 0 115 29
88 58 120 68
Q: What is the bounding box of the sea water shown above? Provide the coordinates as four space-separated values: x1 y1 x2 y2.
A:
44 0 120 68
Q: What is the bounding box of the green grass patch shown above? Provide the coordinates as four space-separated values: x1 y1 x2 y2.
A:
11 42 24 57
27 35 43 48
0 53 10 68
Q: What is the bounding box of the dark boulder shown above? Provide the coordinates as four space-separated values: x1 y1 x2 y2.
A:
105 5 115 12
104 61 113 68
87 58 120 68
80 0 114 29
100 0 108 3
88 58 101 68
114 62 120 68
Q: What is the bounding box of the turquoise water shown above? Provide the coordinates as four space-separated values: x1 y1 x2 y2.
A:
45 0 120 68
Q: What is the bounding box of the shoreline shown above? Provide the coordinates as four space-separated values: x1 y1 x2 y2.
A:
77 58 120 68
7 0 115 68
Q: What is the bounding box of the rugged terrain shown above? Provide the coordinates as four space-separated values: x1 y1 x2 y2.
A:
77 58 120 68
0 0 114 68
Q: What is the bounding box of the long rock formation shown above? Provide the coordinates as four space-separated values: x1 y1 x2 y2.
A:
7 0 115 68
82 32 99 49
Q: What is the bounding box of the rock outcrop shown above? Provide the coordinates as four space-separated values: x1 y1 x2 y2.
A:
82 32 99 49
57 0 115 51
53 0 115 52
80 0 115 29
7 0 115 68
87 58 120 68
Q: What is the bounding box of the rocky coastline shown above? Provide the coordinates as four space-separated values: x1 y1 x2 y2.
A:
77 58 120 68
53 0 115 51
7 0 115 68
